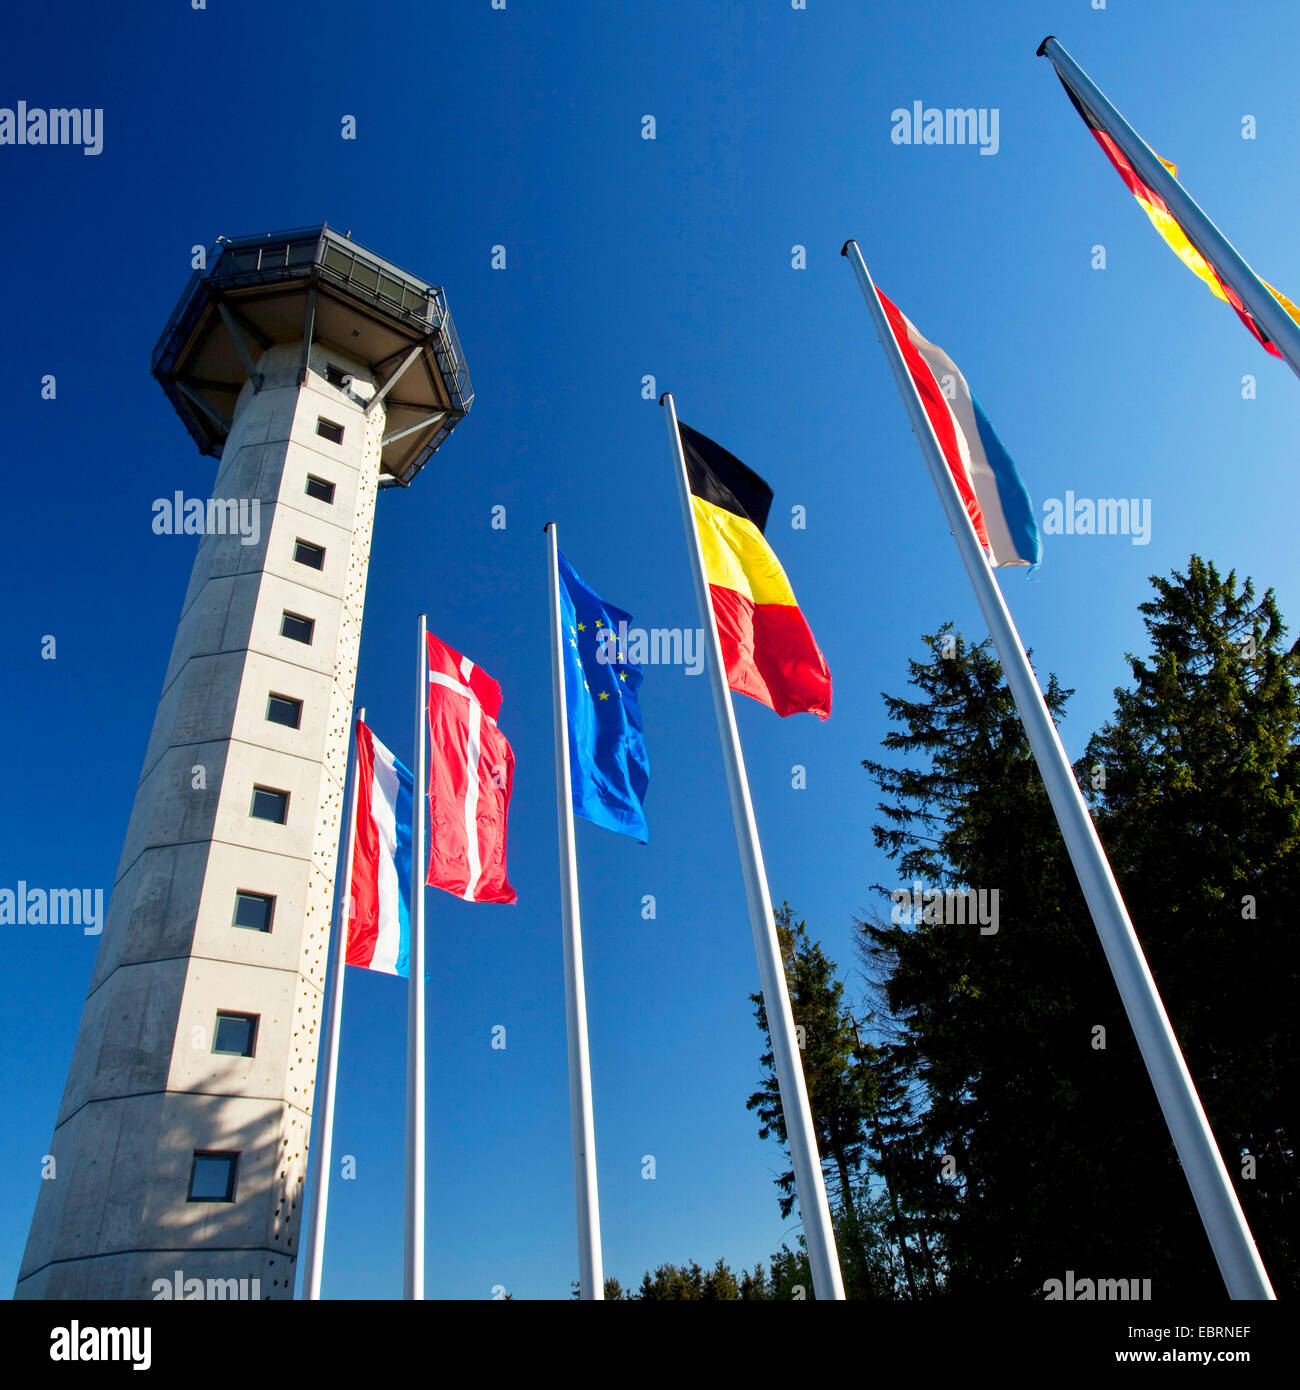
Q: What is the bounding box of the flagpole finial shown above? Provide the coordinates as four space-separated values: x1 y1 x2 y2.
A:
1036 35 1057 57
840 240 859 258
658 392 672 407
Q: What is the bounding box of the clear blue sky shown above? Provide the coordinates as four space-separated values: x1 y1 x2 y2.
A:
2 0 1298 1300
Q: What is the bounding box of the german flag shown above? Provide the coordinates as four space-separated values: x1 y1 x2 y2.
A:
1050 68 1300 358
679 422 830 720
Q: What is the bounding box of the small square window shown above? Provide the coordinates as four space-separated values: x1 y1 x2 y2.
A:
294 539 325 570
188 1151 238 1202
324 364 349 390
281 611 314 645
250 786 289 823
266 693 303 729
305 474 335 504
213 1012 258 1057
232 891 274 932
316 417 344 445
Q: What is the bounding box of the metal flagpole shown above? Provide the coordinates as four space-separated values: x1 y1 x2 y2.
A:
841 238 1275 1301
1038 35 1300 384
544 522 605 1301
302 706 365 1300
405 618 428 1300
660 393 846 1302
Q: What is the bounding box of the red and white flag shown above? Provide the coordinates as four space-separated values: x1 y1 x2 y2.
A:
424 631 517 904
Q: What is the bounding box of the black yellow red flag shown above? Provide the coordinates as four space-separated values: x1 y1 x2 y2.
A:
679 423 830 720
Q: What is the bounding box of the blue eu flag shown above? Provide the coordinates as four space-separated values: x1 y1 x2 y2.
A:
558 550 649 842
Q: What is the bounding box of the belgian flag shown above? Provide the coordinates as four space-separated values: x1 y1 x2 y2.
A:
679 422 831 720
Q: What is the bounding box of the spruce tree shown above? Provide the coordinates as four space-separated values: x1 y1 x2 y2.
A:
858 625 1175 1294
859 589 1299 1297
1083 556 1300 1293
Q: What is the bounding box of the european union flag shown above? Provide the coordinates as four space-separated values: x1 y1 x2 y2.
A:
558 550 649 842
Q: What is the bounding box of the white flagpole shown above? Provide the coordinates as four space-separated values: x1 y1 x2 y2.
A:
544 522 605 1301
405 618 428 1300
302 705 365 1300
660 394 846 1302
1037 36 1300 384
841 238 1274 1301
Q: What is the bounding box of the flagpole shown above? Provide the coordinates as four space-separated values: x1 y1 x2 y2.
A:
544 522 605 1301
841 238 1274 1301
1037 35 1300 383
405 617 428 1300
302 705 365 1300
660 393 846 1302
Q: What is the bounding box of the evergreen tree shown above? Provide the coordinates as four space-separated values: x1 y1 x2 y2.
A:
853 1028 946 1297
637 1262 704 1300
858 588 1299 1297
738 1263 770 1299
1083 556 1300 1293
630 1259 757 1300
857 624 1176 1294
701 1258 740 1300
746 905 890 1297
766 1243 812 1300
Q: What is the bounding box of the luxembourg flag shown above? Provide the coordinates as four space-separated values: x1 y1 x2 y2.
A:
878 289 1041 569
345 720 414 977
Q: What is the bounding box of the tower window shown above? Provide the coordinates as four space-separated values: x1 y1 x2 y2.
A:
188 1152 238 1203
232 891 274 933
316 417 344 445
294 539 325 570
305 474 335 504
213 1012 259 1057
324 364 349 390
281 611 314 645
266 693 303 729
250 786 289 823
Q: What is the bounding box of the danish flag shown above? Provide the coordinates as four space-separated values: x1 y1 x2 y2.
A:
424 631 517 904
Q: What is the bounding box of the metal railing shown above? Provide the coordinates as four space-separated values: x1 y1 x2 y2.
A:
151 222 474 448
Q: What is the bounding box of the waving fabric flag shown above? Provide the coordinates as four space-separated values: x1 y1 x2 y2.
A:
678 422 831 720
1047 61 1300 358
876 290 1041 570
557 550 649 842
425 631 517 904
346 720 413 977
